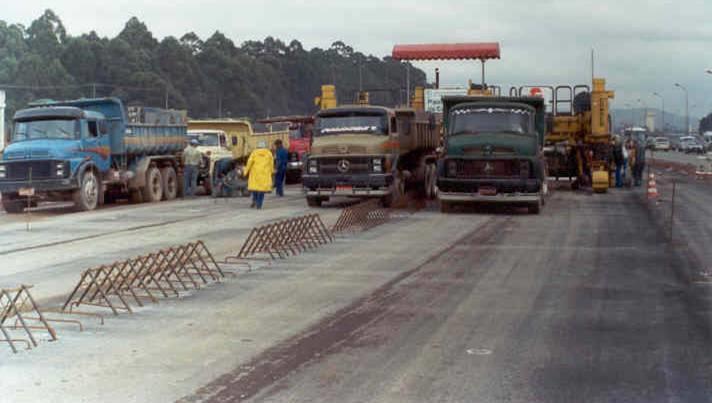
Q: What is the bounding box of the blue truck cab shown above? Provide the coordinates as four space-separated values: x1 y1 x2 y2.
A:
0 98 187 213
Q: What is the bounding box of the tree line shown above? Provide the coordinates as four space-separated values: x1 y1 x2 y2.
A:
0 9 426 126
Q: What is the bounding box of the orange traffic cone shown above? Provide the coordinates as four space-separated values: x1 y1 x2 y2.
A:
647 173 659 199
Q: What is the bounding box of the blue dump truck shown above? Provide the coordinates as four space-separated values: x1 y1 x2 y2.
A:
0 98 187 213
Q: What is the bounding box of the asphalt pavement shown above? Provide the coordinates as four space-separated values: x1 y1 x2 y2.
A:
3 177 712 403
185 187 712 403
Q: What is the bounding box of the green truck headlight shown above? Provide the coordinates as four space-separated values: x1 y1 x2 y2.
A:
520 161 530 178
447 160 457 177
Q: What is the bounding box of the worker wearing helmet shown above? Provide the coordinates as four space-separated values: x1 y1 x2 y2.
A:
244 141 274 209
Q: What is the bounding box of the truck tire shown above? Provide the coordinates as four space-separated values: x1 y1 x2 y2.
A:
424 163 438 199
382 175 404 208
202 177 212 196
307 196 323 207
142 167 163 203
73 170 101 212
2 197 25 214
161 167 178 201
529 198 542 215
440 200 455 213
129 189 143 204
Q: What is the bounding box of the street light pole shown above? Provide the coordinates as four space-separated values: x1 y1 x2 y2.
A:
624 103 633 127
653 92 664 133
675 83 689 135
637 98 647 128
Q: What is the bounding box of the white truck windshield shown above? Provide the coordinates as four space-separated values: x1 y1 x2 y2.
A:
188 133 221 146
315 113 387 136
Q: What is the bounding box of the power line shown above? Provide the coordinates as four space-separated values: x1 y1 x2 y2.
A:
0 83 164 93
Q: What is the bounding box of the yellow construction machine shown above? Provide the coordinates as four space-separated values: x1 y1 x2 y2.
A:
513 78 615 192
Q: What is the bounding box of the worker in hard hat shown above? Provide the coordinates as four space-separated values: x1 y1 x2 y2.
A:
244 141 274 209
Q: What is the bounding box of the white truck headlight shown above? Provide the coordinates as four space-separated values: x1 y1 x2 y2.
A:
308 159 318 174
0 165 5 179
372 158 383 173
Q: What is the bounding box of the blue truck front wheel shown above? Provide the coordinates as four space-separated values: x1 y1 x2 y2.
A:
73 171 100 212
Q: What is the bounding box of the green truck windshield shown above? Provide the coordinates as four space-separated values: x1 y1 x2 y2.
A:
449 107 533 136
13 118 79 141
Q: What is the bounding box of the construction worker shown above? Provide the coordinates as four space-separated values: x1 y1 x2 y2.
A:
633 135 647 187
274 139 289 197
612 136 624 188
182 139 202 197
244 141 274 209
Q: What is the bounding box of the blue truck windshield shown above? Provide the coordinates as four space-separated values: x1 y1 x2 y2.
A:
315 113 387 136
13 118 79 141
449 107 533 136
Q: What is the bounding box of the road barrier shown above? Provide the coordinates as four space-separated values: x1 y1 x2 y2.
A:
62 241 224 315
331 199 390 233
225 214 333 263
0 285 57 353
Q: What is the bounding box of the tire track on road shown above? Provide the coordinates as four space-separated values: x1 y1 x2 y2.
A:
179 215 510 403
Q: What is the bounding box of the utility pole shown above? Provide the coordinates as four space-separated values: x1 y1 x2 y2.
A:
359 61 363 92
0 90 5 152
406 63 411 107
675 83 689 135
653 92 664 133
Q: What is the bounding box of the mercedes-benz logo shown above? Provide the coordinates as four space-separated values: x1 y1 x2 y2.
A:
483 162 494 175
337 159 350 173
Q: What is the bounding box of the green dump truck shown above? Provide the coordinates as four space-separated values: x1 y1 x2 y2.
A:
436 96 547 214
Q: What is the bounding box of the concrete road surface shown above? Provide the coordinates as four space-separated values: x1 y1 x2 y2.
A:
3 183 712 403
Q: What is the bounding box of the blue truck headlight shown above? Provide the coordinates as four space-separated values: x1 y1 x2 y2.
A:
56 162 66 177
372 158 383 173
447 160 457 177
0 165 5 179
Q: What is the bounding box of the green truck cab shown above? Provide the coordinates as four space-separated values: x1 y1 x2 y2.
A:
436 96 547 214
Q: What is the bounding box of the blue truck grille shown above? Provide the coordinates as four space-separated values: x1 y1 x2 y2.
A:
4 160 56 181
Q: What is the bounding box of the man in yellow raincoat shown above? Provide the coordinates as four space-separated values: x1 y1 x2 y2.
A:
244 141 274 209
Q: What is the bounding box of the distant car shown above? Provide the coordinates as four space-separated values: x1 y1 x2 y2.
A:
646 136 656 150
653 137 670 151
680 136 705 154
704 132 712 151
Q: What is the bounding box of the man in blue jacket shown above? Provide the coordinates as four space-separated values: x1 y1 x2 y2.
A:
274 139 289 197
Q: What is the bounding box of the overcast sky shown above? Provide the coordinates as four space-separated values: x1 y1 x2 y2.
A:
5 0 712 119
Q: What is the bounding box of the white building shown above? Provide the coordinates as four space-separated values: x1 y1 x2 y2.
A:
645 110 655 132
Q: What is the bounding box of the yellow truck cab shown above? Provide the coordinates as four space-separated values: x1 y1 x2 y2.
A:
303 105 438 207
187 120 289 195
